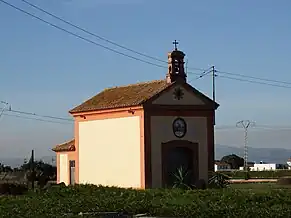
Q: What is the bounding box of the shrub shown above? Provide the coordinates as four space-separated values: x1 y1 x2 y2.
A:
172 167 213 190
208 171 230 188
0 182 28 195
172 166 193 190
245 171 250 180
0 184 291 217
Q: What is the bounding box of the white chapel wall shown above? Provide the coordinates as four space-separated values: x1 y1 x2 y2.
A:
78 116 141 188
150 116 208 188
152 85 205 105
59 153 69 185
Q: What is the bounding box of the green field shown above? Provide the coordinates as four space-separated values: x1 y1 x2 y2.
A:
1 183 291 217
230 182 291 191
221 169 291 179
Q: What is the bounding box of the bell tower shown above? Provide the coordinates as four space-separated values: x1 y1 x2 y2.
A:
166 40 187 83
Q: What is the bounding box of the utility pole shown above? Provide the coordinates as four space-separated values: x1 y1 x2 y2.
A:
31 149 35 190
0 101 9 119
211 66 217 125
236 120 255 179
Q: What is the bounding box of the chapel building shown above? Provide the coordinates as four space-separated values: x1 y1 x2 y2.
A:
53 43 219 189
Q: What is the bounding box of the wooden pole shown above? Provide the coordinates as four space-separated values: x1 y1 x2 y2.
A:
31 149 35 190
212 66 216 125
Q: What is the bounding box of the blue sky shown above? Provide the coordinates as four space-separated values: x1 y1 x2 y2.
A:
0 0 291 158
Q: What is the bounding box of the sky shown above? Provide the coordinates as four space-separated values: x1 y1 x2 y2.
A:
0 0 291 159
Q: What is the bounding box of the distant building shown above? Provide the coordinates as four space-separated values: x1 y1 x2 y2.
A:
287 158 291 169
240 161 279 171
214 161 231 171
239 162 255 171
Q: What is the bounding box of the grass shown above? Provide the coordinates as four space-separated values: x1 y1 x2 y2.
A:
221 169 291 179
1 184 291 217
230 182 291 191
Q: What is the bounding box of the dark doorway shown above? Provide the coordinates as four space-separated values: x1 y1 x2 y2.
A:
164 147 193 187
69 160 75 185
162 141 199 188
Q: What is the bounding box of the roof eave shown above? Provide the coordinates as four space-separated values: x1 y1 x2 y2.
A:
52 147 76 153
69 105 144 116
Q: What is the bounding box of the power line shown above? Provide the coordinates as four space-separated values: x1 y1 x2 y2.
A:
2 113 72 125
0 0 167 69
2 103 291 130
8 109 73 122
3 108 291 129
22 0 291 84
250 125 291 130
253 127 291 131
19 0 208 74
208 123 291 130
217 75 291 89
217 69 291 86
2 0 291 89
18 0 291 84
190 68 291 89
0 104 73 122
19 0 164 64
215 124 291 130
188 66 214 82
190 67 291 87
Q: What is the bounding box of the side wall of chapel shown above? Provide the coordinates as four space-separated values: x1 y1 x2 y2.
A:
75 109 145 188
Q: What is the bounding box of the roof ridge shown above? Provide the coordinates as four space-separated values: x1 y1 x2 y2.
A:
104 79 166 90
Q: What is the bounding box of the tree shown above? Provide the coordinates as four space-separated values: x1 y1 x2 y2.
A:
221 154 244 169
0 163 13 173
20 160 56 190
20 160 56 179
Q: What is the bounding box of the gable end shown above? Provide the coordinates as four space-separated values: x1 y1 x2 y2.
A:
143 81 219 109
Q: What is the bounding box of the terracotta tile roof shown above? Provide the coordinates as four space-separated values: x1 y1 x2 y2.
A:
69 79 171 113
52 139 75 152
215 161 230 166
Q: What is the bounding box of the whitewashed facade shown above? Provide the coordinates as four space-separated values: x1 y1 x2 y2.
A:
239 163 278 171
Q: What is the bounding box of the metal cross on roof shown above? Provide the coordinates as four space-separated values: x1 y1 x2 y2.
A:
173 40 179 50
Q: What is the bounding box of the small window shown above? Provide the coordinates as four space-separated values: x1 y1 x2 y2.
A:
69 160 75 167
